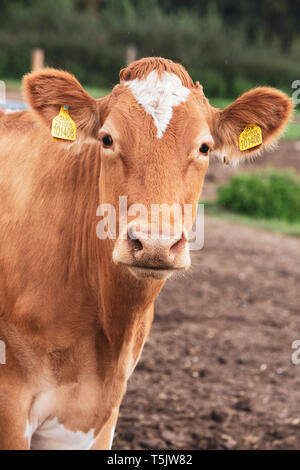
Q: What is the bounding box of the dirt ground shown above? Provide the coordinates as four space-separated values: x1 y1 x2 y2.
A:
114 141 300 450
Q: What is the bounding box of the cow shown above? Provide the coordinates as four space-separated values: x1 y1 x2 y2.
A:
0 57 293 449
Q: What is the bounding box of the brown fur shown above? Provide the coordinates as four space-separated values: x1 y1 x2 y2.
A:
119 57 195 89
23 68 107 138
213 87 294 163
0 57 292 449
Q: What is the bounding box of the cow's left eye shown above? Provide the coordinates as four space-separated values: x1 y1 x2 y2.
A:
102 134 113 148
199 143 210 155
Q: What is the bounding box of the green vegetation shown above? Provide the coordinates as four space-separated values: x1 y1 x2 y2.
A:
209 97 232 109
217 170 300 222
3 78 22 89
284 123 300 140
4 77 110 99
204 169 300 237
204 202 300 238
84 85 110 99
0 0 300 101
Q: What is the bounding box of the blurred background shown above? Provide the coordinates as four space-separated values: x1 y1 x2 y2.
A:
1 0 300 450
1 0 300 103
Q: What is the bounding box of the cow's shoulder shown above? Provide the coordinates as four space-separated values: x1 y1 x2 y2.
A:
0 110 41 135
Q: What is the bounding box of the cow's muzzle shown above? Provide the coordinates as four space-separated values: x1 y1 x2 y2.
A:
112 221 191 280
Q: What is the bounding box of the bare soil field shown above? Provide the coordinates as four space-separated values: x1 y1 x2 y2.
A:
115 217 300 450
114 141 300 450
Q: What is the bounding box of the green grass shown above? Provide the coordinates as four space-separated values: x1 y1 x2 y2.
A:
284 122 300 140
2 78 23 89
84 85 111 98
203 201 300 237
209 97 232 109
2 77 111 99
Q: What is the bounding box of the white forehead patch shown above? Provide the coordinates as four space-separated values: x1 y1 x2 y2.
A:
125 70 190 138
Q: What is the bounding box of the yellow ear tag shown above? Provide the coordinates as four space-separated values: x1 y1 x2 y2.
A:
239 124 262 151
51 105 76 142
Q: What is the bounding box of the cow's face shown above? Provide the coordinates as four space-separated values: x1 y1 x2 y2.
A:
24 58 293 281
99 67 213 280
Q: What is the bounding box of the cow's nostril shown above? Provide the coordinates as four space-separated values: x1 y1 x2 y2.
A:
127 227 144 251
170 237 186 256
131 238 143 252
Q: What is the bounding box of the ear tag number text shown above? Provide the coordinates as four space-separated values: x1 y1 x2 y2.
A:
239 124 262 151
52 105 76 142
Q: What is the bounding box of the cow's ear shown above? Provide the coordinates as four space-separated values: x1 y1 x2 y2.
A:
23 68 101 139
212 87 294 164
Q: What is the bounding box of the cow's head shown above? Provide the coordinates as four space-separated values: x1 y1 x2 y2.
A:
24 58 293 281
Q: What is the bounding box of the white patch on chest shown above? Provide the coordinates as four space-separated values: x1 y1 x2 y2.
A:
109 426 115 450
28 417 95 450
25 419 34 447
125 70 190 138
24 389 96 450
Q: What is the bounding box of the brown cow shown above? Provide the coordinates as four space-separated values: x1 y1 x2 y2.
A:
0 57 293 449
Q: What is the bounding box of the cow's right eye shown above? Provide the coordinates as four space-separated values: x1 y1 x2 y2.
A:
102 134 113 148
199 143 210 155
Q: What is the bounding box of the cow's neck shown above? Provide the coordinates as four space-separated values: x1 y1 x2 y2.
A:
97 244 163 355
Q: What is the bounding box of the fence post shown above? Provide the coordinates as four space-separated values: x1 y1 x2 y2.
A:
126 45 137 66
31 48 45 72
